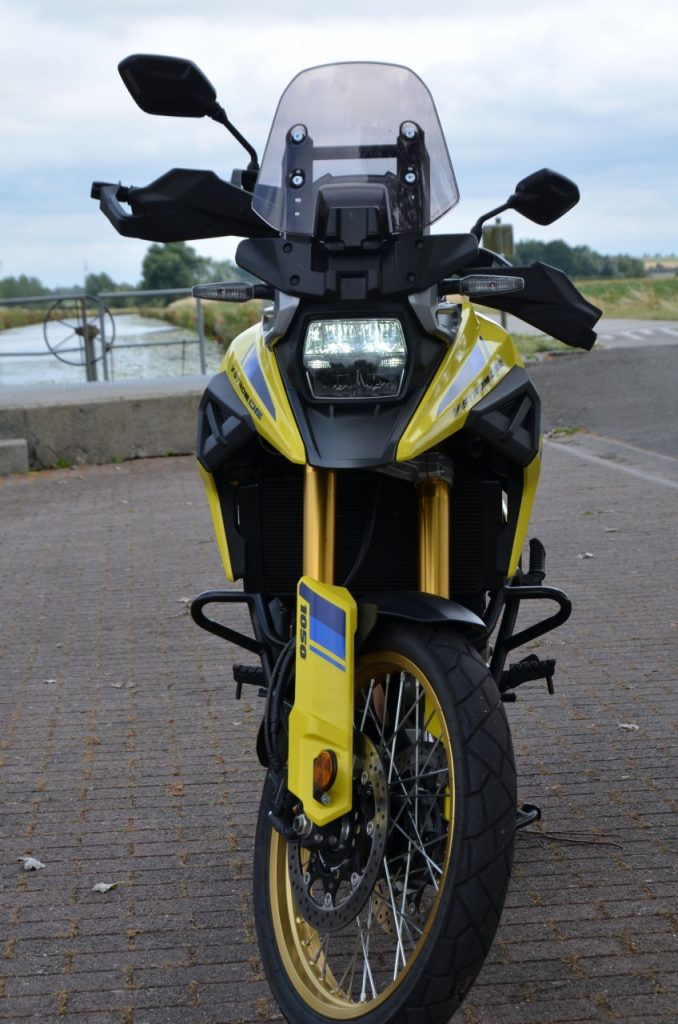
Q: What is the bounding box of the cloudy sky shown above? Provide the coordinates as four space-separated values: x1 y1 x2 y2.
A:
1 0 675 288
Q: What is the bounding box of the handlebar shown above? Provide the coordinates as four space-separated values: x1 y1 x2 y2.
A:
91 182 138 237
90 168 278 243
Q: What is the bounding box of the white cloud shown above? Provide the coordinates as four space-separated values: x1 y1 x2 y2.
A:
1 0 676 283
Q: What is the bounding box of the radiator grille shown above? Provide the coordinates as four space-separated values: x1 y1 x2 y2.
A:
238 470 501 598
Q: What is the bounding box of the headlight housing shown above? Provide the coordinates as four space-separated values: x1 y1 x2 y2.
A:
302 318 408 400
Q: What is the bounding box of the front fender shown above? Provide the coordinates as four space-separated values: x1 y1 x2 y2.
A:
357 590 485 648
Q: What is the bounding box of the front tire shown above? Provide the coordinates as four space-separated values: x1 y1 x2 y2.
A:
253 623 516 1024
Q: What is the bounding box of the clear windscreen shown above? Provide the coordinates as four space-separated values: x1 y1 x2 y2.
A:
252 62 459 236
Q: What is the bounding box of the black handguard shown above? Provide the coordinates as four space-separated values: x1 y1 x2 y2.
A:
91 168 278 243
455 262 602 350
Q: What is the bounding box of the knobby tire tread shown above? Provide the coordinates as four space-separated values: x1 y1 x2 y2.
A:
253 622 517 1024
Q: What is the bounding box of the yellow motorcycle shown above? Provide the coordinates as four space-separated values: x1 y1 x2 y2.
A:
93 55 601 1024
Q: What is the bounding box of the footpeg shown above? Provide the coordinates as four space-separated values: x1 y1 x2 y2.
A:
500 653 556 696
233 663 266 699
523 537 546 585
516 803 541 830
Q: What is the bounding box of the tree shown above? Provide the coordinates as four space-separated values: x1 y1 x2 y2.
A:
201 257 262 285
512 239 645 278
0 274 51 299
140 242 209 292
84 271 117 296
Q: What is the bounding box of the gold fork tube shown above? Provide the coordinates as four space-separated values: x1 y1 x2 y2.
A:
303 466 336 584
417 478 450 598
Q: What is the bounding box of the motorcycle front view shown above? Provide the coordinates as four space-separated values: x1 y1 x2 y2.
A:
93 54 601 1023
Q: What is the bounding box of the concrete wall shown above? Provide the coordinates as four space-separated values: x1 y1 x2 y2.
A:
0 378 207 471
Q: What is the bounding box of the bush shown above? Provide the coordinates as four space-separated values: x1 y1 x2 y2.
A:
0 307 47 330
160 296 264 346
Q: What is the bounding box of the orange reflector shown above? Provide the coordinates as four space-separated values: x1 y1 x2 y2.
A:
313 749 338 794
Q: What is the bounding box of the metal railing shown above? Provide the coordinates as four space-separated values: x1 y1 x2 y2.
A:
0 287 208 384
97 288 207 379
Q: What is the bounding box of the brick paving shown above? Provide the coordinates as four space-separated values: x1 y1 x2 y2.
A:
0 449 676 1024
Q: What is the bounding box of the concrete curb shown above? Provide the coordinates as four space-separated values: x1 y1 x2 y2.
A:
0 437 29 475
0 377 208 469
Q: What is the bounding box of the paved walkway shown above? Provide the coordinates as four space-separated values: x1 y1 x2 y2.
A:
1 444 676 1023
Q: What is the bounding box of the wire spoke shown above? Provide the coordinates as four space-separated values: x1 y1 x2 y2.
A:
359 677 376 732
389 818 442 888
388 833 446 861
382 858 407 978
357 908 377 1002
387 675 405 785
311 932 330 967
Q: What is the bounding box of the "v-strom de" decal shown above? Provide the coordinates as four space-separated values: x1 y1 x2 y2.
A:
242 345 276 419
437 338 497 416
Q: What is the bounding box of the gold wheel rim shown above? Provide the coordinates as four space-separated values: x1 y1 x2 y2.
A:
268 650 456 1018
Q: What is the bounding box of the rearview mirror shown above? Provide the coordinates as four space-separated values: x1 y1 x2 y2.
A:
118 53 217 118
471 168 580 240
509 169 580 225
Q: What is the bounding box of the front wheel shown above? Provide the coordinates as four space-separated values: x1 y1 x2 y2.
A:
253 623 516 1024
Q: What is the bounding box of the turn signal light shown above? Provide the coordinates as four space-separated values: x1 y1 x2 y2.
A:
313 749 338 795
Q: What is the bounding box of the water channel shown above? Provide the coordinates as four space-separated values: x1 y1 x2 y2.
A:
0 314 226 388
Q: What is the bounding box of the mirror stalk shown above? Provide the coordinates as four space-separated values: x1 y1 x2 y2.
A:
209 102 259 172
471 202 512 241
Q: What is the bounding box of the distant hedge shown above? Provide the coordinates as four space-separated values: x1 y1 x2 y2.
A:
152 296 264 347
513 239 645 278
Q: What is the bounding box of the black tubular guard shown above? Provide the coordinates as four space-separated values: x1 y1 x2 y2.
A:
91 169 277 242
190 590 264 656
489 584 572 680
458 262 602 350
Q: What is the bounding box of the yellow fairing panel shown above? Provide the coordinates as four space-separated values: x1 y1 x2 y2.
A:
197 463 236 581
508 451 541 576
223 323 306 464
289 577 358 827
397 304 523 461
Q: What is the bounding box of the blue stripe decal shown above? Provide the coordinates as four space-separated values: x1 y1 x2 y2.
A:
437 340 489 416
243 346 276 419
310 643 346 672
299 582 346 661
310 618 345 660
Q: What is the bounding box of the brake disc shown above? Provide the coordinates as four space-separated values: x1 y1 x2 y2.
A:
288 733 388 933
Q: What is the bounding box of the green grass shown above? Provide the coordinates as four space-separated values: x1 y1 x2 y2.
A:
546 424 586 437
510 333 569 359
576 276 678 320
0 307 47 330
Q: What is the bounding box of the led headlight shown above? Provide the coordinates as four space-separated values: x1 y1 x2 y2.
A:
303 319 407 400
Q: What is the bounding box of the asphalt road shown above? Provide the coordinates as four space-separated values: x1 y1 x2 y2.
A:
528 323 678 461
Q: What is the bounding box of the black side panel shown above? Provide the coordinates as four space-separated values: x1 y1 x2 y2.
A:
465 367 540 468
196 372 255 473
196 372 257 582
